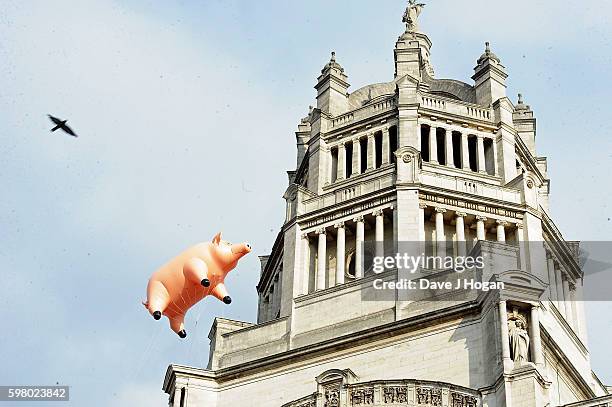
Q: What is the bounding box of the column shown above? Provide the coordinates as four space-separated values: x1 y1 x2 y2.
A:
461 132 470 170
354 215 364 278
352 138 360 176
492 133 499 176
456 212 467 258
335 222 345 285
562 274 573 325
435 207 446 257
530 305 544 366
477 134 486 173
337 143 346 181
554 264 565 316
575 278 587 341
476 216 487 241
374 209 384 260
545 252 557 304
496 220 507 242
316 228 327 290
445 128 453 167
429 125 438 164
366 133 375 171
326 147 333 185
418 203 427 256
516 222 528 271
382 127 390 165
301 234 311 294
499 300 512 371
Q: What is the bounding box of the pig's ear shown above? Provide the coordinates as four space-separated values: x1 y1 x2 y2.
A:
212 232 222 245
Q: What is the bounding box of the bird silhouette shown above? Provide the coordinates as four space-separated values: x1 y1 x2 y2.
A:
48 114 78 137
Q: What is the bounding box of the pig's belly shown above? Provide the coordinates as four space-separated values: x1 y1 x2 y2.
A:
164 284 207 318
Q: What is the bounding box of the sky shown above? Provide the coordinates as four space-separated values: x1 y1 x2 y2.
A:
1 1 611 406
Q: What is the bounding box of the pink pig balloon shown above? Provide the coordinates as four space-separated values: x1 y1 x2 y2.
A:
142 232 251 338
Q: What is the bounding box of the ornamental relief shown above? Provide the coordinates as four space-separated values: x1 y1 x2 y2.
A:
282 380 479 407
351 387 374 405
382 386 407 404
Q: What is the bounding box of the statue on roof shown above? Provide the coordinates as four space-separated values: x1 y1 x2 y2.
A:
403 0 426 32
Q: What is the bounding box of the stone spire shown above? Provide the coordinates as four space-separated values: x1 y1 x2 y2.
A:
472 41 507 105
315 51 350 116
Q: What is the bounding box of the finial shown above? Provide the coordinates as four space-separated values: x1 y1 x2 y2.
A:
517 93 523 103
330 51 336 62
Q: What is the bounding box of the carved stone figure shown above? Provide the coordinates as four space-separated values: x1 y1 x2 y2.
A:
402 0 426 32
509 319 530 363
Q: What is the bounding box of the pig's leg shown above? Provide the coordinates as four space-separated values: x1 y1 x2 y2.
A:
146 280 170 320
183 257 211 287
212 283 232 304
169 314 186 338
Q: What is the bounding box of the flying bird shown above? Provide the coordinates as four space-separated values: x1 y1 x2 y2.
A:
48 114 78 137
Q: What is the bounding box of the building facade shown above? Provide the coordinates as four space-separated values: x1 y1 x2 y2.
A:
162 4 611 407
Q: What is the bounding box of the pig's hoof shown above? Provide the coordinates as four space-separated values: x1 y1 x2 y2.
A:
178 330 187 338
223 296 232 304
201 278 210 287
153 311 162 320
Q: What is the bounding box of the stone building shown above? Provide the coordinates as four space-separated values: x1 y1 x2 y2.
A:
162 3 611 406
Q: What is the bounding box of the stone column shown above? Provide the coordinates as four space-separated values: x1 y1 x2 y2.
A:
382 127 390 165
496 220 507 242
352 138 360 176
476 216 487 241
337 143 346 181
546 252 557 304
492 133 499 176
461 132 470 170
354 215 364 278
335 222 345 286
374 209 384 260
530 305 544 367
316 228 327 290
499 300 512 371
445 127 453 167
367 133 375 171
456 212 467 257
325 147 333 185
435 207 446 257
477 134 486 173
418 203 427 256
429 125 438 164
555 264 565 316
516 222 528 270
301 234 311 295
562 274 573 325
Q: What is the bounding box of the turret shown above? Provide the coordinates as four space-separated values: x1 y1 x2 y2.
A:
472 42 507 105
315 52 349 116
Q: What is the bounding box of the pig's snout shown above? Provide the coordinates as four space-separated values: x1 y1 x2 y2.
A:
231 243 252 255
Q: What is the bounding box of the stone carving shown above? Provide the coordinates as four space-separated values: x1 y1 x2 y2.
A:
508 309 530 363
431 388 442 406
383 386 407 403
351 387 374 405
324 389 340 407
417 387 431 404
402 154 412 163
402 0 426 32
416 387 441 406
450 392 478 407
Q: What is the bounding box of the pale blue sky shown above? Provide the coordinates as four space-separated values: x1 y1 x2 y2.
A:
1 1 611 406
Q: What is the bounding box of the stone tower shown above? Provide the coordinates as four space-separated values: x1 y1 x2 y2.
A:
162 4 610 407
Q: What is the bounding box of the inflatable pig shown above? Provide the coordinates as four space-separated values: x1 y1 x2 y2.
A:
142 232 251 338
